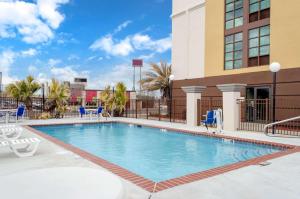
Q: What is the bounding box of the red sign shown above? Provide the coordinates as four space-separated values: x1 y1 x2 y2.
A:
132 59 143 67
86 90 97 103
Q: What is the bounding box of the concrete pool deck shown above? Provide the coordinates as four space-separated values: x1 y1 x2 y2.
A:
0 117 299 199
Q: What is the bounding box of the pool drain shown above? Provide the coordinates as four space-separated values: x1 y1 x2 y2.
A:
258 161 271 166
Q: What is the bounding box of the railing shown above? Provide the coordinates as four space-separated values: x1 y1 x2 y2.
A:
264 116 300 136
124 99 186 123
197 98 223 124
238 98 300 133
0 97 81 120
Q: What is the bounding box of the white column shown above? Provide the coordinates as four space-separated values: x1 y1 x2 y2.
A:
182 86 206 126
217 84 246 131
129 91 137 110
82 90 86 106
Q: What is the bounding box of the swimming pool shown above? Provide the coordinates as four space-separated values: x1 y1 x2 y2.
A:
33 123 282 182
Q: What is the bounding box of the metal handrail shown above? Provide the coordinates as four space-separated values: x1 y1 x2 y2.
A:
264 116 300 135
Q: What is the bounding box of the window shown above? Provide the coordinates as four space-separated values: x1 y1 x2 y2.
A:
224 0 270 69
225 32 243 70
248 25 270 66
225 0 244 29
249 0 270 22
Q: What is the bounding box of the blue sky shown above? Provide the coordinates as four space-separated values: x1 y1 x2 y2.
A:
0 0 172 89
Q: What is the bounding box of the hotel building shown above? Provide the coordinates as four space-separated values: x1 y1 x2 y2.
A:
171 0 300 125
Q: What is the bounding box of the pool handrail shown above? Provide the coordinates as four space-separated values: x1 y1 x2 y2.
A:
264 115 300 135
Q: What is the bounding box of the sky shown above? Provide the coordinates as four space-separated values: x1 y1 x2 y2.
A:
0 0 172 90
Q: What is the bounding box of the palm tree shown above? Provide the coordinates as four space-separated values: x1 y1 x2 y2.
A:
46 79 70 118
115 82 128 115
140 62 172 100
6 76 41 110
100 85 113 112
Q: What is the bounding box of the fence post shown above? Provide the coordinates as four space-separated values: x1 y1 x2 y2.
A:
197 99 201 125
169 99 172 122
135 99 138 119
173 100 175 122
158 99 161 121
146 98 149 120
41 98 43 112
265 99 269 123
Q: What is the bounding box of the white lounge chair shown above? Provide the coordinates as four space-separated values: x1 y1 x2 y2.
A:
0 126 22 140
0 138 40 158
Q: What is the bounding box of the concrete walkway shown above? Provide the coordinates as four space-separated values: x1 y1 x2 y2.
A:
0 167 124 199
0 117 299 199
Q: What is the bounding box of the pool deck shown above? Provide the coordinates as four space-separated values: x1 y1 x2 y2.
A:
0 117 300 199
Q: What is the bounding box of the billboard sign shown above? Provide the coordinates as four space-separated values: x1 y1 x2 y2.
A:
132 59 143 67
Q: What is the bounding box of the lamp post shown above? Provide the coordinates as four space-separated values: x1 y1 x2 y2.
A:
269 62 281 134
169 74 175 122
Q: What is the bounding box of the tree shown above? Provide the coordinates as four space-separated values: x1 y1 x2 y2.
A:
140 62 172 100
6 76 41 110
115 82 128 114
46 79 70 118
100 83 128 115
100 85 112 112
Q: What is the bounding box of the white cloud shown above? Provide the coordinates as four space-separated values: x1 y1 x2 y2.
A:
88 64 133 89
50 66 89 82
0 50 18 84
90 35 134 56
87 56 97 61
0 24 16 38
48 58 61 67
0 50 15 74
132 33 171 53
37 0 69 29
0 0 69 44
90 31 171 57
138 53 155 60
56 32 78 45
28 65 38 73
34 65 90 85
21 48 38 57
113 20 132 34
68 54 80 61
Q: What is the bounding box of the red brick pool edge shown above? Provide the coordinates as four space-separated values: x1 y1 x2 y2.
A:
23 123 300 193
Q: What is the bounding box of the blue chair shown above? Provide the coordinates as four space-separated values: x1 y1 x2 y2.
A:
202 110 216 130
10 105 26 122
92 107 103 118
79 106 90 118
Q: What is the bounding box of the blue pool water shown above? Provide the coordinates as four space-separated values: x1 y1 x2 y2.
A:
34 123 281 182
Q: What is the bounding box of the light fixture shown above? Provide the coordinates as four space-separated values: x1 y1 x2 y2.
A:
269 62 281 73
169 74 175 81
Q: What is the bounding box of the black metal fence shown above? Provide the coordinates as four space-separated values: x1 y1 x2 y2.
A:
0 97 187 123
0 97 82 119
238 98 300 135
197 98 223 124
124 99 186 123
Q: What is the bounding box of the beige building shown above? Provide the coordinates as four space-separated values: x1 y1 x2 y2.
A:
172 0 300 127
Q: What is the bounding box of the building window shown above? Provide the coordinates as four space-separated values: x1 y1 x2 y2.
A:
248 25 270 66
225 0 244 30
249 0 270 22
225 32 243 70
